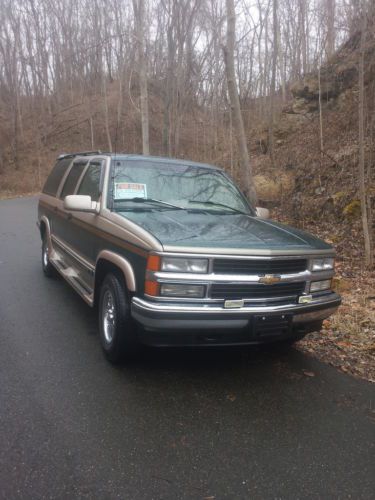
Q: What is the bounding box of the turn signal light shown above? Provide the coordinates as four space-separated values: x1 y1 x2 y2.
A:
146 254 161 271
145 255 161 296
145 280 159 296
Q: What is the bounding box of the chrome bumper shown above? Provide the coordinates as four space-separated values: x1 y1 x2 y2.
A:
131 293 341 332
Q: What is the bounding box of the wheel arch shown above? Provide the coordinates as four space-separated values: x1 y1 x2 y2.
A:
94 251 137 307
39 216 51 240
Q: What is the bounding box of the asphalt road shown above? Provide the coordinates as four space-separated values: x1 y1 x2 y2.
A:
0 196 374 499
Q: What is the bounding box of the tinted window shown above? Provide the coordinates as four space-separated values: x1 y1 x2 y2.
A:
42 158 72 196
77 162 102 201
60 161 87 199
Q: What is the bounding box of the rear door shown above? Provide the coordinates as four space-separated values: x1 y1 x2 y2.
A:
70 159 104 263
55 159 104 292
38 157 73 234
50 159 90 287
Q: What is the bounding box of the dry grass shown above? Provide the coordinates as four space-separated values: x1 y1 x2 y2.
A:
297 271 375 382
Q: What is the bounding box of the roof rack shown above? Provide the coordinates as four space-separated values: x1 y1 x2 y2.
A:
57 151 103 160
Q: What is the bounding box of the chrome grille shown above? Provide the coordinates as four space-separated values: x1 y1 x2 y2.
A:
210 282 305 300
212 258 307 275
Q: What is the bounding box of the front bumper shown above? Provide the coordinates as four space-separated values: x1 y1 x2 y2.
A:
131 293 341 346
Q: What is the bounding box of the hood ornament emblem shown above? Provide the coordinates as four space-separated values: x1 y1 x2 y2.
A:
259 274 281 285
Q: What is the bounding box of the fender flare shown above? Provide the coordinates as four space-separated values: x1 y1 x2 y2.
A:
39 216 53 257
39 216 51 239
95 250 137 292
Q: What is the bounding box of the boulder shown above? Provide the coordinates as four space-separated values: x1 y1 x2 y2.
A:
343 200 361 218
331 191 348 207
254 172 295 203
274 113 306 137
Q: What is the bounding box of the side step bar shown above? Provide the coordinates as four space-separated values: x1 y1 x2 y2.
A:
50 255 94 307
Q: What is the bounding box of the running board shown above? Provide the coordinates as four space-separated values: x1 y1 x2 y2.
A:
61 267 79 278
50 257 94 307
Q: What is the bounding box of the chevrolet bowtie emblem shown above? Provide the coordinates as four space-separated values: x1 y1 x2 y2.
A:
259 274 282 284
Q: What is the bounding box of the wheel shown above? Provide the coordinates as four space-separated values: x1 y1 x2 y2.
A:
42 234 56 278
98 273 140 363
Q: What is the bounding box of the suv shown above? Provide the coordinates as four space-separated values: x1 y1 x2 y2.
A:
38 152 341 362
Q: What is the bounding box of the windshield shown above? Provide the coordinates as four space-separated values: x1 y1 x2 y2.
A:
109 159 253 214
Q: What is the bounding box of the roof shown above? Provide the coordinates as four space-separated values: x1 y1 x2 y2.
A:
113 154 221 171
57 152 221 171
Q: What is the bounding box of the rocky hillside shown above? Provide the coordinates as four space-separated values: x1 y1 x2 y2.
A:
247 26 375 381
251 27 375 267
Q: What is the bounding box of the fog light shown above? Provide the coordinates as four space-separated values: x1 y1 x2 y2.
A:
310 280 331 292
160 283 205 298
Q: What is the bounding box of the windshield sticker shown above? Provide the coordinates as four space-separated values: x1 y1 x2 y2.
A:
114 182 147 200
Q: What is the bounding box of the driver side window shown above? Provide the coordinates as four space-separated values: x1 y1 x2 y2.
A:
77 162 102 202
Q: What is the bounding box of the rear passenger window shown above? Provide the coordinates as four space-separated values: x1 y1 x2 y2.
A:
77 162 102 201
42 158 72 196
60 161 87 199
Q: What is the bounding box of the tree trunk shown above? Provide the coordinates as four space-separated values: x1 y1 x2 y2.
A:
223 0 257 205
268 0 278 164
326 0 336 58
318 64 324 161
133 0 150 155
358 8 373 268
102 73 113 152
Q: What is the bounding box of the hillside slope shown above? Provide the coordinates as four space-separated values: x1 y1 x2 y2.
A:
251 27 375 266
249 27 375 380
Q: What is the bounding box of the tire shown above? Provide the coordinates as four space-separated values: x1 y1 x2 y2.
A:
42 234 56 278
98 273 140 363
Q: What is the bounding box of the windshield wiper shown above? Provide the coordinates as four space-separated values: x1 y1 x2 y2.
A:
188 200 248 215
113 197 185 210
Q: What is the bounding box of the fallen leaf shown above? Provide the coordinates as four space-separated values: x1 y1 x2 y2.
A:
227 394 236 402
337 341 352 348
303 370 316 377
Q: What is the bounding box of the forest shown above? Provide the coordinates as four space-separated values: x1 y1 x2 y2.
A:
0 0 374 379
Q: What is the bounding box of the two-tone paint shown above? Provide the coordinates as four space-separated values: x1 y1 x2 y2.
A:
38 155 162 306
38 154 341 345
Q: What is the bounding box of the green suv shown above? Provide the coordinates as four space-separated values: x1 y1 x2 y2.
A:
38 152 341 362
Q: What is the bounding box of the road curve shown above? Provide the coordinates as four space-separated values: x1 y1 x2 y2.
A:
0 196 374 499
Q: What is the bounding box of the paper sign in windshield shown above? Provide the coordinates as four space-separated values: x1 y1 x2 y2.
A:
114 182 147 200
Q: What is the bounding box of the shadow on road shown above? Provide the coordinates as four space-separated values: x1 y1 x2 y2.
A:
53 270 326 386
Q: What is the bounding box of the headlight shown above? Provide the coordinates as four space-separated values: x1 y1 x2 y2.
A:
160 283 205 298
161 257 208 273
310 280 332 292
311 258 334 271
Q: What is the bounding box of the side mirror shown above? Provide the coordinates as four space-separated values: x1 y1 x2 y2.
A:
64 195 99 214
256 206 270 219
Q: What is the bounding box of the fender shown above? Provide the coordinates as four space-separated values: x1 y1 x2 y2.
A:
39 216 53 259
96 250 136 292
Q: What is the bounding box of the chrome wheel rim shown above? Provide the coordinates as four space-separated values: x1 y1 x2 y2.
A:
102 290 116 344
43 243 49 268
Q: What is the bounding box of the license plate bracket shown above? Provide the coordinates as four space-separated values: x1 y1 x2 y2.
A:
253 314 292 338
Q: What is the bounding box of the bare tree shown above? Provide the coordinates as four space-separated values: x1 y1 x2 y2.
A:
326 0 336 58
268 0 278 164
223 0 257 205
358 6 373 268
133 0 150 155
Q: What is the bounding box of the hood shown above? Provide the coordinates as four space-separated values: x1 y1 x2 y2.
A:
118 210 332 253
